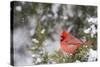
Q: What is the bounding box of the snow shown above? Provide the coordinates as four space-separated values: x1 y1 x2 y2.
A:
48 28 54 33
43 39 60 54
16 6 22 12
40 29 45 34
47 14 53 18
66 5 75 17
84 24 97 38
87 17 97 24
43 33 60 54
27 16 37 37
90 25 97 38
21 1 26 5
60 16 68 20
41 15 46 22
30 29 35 37
36 4 44 15
52 4 60 19
62 5 75 18
13 27 33 66
36 58 42 63
78 10 82 17
32 54 36 57
81 37 87 42
32 38 39 43
14 52 33 66
87 48 97 62
75 60 81 63
85 17 97 37
84 28 91 34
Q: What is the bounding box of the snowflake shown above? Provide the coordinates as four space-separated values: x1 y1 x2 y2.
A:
16 6 22 12
87 48 97 62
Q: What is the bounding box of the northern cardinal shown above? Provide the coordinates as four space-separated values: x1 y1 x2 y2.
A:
60 31 82 54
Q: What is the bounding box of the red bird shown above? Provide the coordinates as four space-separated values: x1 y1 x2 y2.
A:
60 31 82 54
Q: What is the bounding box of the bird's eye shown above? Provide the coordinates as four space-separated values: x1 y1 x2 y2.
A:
60 36 65 41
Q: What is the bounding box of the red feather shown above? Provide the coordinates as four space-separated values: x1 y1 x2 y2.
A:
60 31 82 54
